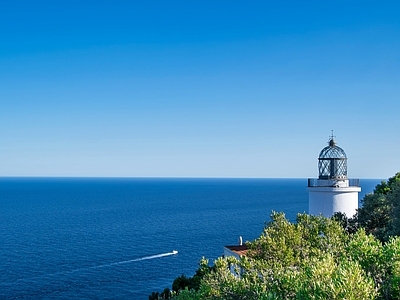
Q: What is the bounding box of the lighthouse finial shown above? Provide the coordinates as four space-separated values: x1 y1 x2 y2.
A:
329 130 336 147
330 130 335 140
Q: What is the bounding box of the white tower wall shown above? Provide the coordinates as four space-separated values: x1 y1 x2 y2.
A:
308 185 360 218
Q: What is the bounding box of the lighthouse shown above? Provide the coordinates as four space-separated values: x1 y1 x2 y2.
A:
308 134 361 218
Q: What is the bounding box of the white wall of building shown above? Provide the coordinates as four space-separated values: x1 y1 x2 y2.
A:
308 186 360 218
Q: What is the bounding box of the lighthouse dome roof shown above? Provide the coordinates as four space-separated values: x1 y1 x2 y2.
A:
318 138 348 179
318 138 347 160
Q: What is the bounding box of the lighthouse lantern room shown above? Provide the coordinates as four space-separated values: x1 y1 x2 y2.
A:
308 134 361 218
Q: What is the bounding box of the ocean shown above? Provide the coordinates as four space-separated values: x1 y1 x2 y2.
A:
0 178 381 299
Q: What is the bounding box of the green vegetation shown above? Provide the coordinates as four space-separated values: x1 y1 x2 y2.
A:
150 173 400 300
173 213 400 300
172 264 214 293
149 288 172 300
357 172 400 242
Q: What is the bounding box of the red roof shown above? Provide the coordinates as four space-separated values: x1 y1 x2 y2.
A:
225 245 249 256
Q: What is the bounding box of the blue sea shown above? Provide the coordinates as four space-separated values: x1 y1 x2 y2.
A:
0 178 381 299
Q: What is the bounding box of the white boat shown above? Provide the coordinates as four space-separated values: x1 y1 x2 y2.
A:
172 250 178 255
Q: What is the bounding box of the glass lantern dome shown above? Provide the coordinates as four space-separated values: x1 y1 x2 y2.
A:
318 138 347 180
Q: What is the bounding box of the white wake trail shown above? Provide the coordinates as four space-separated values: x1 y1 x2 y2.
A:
0 251 178 287
103 251 178 267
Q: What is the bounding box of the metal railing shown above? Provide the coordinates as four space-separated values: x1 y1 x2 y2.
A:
348 178 360 187
308 178 360 187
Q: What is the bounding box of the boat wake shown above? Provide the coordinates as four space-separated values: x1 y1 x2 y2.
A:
105 250 178 266
0 251 178 287
67 250 179 273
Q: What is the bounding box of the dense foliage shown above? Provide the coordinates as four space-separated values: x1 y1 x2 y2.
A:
357 172 400 242
173 213 400 300
172 264 214 293
150 173 400 300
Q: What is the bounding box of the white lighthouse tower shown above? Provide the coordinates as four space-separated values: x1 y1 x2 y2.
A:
308 134 361 218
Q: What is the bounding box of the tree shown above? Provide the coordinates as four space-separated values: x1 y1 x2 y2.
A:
373 173 400 195
173 213 392 299
172 275 191 294
357 172 400 242
171 259 214 294
386 181 400 238
149 292 159 300
332 211 359 234
248 212 348 268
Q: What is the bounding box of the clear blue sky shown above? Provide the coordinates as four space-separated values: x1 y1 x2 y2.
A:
1 1 399 178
